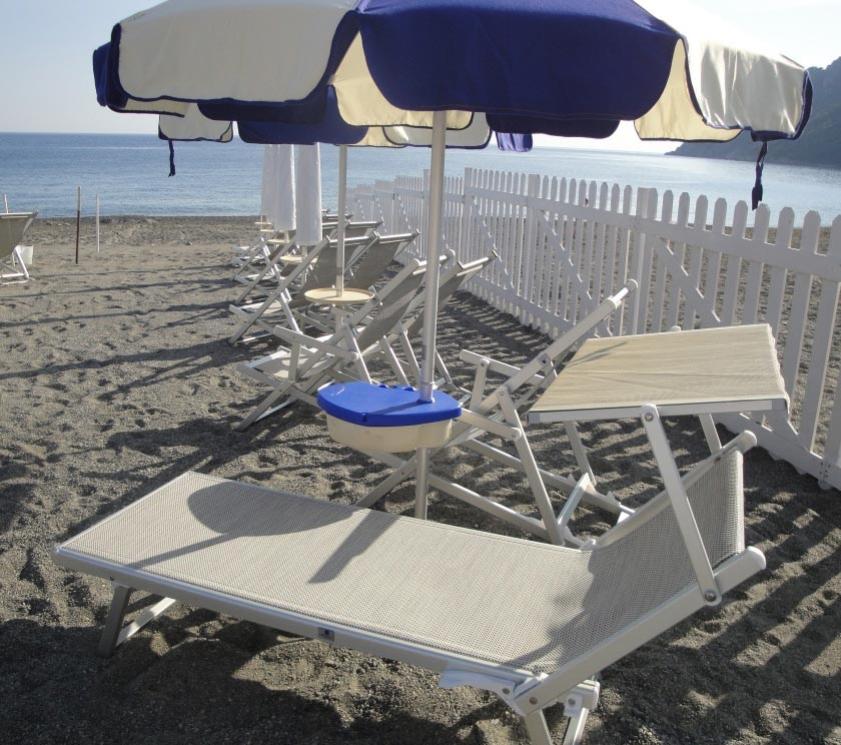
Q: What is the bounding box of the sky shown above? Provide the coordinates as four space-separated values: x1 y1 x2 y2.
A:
1 0 838 153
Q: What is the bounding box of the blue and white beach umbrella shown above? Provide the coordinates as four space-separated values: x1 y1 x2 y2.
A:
94 0 812 515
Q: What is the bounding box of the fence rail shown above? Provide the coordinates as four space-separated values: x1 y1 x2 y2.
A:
350 167 841 491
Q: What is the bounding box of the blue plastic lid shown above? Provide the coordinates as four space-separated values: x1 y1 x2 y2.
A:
317 381 461 427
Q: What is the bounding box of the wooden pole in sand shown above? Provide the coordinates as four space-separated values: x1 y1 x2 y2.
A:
96 195 100 254
75 186 81 265
3 194 8 213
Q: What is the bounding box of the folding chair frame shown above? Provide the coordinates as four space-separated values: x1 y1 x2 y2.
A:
235 257 432 428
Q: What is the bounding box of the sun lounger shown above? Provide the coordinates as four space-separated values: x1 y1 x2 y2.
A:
386 251 496 390
358 282 638 545
236 256 439 428
228 234 373 343
296 231 418 333
0 212 36 283
233 218 382 296
230 230 413 343
54 431 763 745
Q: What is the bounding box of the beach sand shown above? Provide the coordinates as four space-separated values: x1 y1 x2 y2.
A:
0 217 839 744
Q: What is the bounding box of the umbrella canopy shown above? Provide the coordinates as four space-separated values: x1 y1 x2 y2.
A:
103 0 811 142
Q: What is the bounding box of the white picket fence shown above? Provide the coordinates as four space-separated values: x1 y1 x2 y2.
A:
350 166 841 491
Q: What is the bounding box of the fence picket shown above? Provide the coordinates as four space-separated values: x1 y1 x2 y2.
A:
764 209 795 336
651 190 674 331
797 215 840 449
780 211 820 402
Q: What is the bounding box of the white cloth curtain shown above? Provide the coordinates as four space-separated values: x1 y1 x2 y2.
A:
293 144 322 246
273 144 296 231
260 145 274 220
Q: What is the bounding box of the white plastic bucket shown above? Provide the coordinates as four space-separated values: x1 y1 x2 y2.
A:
325 415 454 453
17 245 33 267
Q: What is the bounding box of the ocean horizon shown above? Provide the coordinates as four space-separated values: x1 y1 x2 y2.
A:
2 131 840 224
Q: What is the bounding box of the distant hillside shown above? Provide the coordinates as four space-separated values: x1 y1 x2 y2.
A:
670 56 841 169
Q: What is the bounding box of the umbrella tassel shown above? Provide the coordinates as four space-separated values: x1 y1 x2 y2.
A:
752 140 768 210
168 140 176 177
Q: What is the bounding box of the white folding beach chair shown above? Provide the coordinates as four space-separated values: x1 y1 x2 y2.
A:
384 252 496 391
228 234 373 344
0 212 36 284
234 220 381 296
236 256 437 428
295 231 418 333
54 430 764 745
358 282 639 545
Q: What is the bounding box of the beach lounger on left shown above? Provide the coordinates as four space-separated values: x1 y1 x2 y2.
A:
54 431 763 745
0 212 36 283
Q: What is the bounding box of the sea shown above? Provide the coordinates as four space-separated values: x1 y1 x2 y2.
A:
1 132 839 223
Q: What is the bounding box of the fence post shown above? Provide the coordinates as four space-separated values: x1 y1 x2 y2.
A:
75 186 81 265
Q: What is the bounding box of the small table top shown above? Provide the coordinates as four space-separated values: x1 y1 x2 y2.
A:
266 238 289 246
304 287 375 307
279 253 305 265
255 220 273 227
528 324 788 424
259 228 277 234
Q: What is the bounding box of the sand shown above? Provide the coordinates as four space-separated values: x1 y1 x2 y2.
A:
0 217 839 745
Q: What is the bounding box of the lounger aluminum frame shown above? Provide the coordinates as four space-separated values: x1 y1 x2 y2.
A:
54 431 764 745
0 212 36 283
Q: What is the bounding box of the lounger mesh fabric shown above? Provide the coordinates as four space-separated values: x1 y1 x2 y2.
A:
0 214 34 260
57 450 742 675
530 324 787 415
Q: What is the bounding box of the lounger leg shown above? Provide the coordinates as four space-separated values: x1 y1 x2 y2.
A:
237 382 295 430
562 705 591 745
498 390 565 545
13 248 30 281
521 711 553 745
699 413 723 454
98 584 178 657
98 584 133 657
563 422 596 486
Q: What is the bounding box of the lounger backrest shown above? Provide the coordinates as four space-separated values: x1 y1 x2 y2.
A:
302 234 374 292
348 232 417 290
403 254 493 339
355 268 429 350
532 448 744 682
0 213 36 259
478 281 636 416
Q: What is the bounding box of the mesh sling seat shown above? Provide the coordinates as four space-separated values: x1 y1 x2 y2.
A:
54 433 763 745
293 231 419 334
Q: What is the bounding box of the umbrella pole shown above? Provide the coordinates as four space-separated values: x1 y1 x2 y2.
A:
414 110 447 520
336 145 348 294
